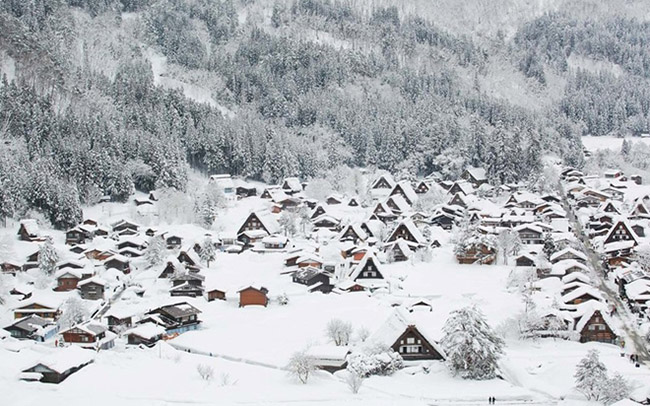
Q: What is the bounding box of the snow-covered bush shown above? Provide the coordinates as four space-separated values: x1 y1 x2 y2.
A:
356 326 370 343
197 363 214 382
326 319 352 346
441 306 504 380
346 347 404 378
277 293 289 306
345 371 364 394
287 351 316 384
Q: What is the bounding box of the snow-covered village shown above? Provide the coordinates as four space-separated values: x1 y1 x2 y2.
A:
1 147 650 405
5 0 650 405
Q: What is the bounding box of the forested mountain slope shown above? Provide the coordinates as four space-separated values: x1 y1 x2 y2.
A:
1 0 649 229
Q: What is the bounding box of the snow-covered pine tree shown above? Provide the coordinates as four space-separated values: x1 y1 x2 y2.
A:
542 233 556 259
144 236 166 268
574 349 608 401
38 237 58 275
441 305 504 380
200 237 216 267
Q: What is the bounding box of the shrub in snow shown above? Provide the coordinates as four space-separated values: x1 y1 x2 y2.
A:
574 350 630 404
346 347 404 378
38 238 58 275
277 293 289 306
441 306 504 380
356 326 370 343
326 318 352 346
219 372 237 387
144 236 166 268
197 363 214 382
346 371 364 394
287 351 316 384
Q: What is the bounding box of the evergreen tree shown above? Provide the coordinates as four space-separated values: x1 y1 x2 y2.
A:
574 350 608 401
441 306 504 380
542 233 556 259
38 237 58 275
200 237 216 267
144 236 165 268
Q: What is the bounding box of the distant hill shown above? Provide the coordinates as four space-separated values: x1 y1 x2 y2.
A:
1 0 649 227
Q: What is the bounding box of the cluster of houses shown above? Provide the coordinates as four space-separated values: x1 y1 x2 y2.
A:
562 167 650 322
3 165 648 384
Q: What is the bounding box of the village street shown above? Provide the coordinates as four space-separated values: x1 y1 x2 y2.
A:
559 183 650 363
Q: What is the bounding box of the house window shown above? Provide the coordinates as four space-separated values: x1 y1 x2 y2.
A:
81 336 89 342
401 345 421 354
406 337 415 344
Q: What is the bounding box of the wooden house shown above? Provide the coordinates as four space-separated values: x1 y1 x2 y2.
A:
21 347 93 384
561 286 603 306
515 224 544 245
3 315 58 341
166 234 183 249
573 305 617 344
550 248 588 264
14 300 60 320
604 220 639 247
61 321 115 350
348 197 360 207
65 226 93 245
17 219 42 242
371 310 445 361
390 181 418 205
370 174 396 190
293 266 331 287
515 254 536 267
326 195 343 205
310 205 327 220
462 167 487 186
170 273 205 298
386 220 426 246
238 212 281 236
2 260 23 275
414 181 430 194
305 345 350 373
339 224 368 244
143 302 202 335
111 220 140 234
104 255 131 274
348 253 384 280
456 241 496 265
78 277 105 300
106 312 133 333
448 181 474 196
207 288 226 302
281 177 303 195
125 323 166 347
238 286 269 307
54 269 82 292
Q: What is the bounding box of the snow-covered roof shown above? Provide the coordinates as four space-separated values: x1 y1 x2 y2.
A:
78 276 106 287
126 322 166 340
388 219 426 245
386 194 411 213
465 167 487 182
561 273 591 284
550 248 587 263
282 177 302 192
348 252 383 281
550 259 590 276
370 308 445 357
24 346 94 374
392 181 418 204
561 285 604 304
305 345 349 363
20 219 40 236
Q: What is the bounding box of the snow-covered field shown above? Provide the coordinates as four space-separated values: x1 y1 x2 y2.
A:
582 136 650 152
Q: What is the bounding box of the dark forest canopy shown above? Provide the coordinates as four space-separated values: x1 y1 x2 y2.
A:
3 0 647 228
